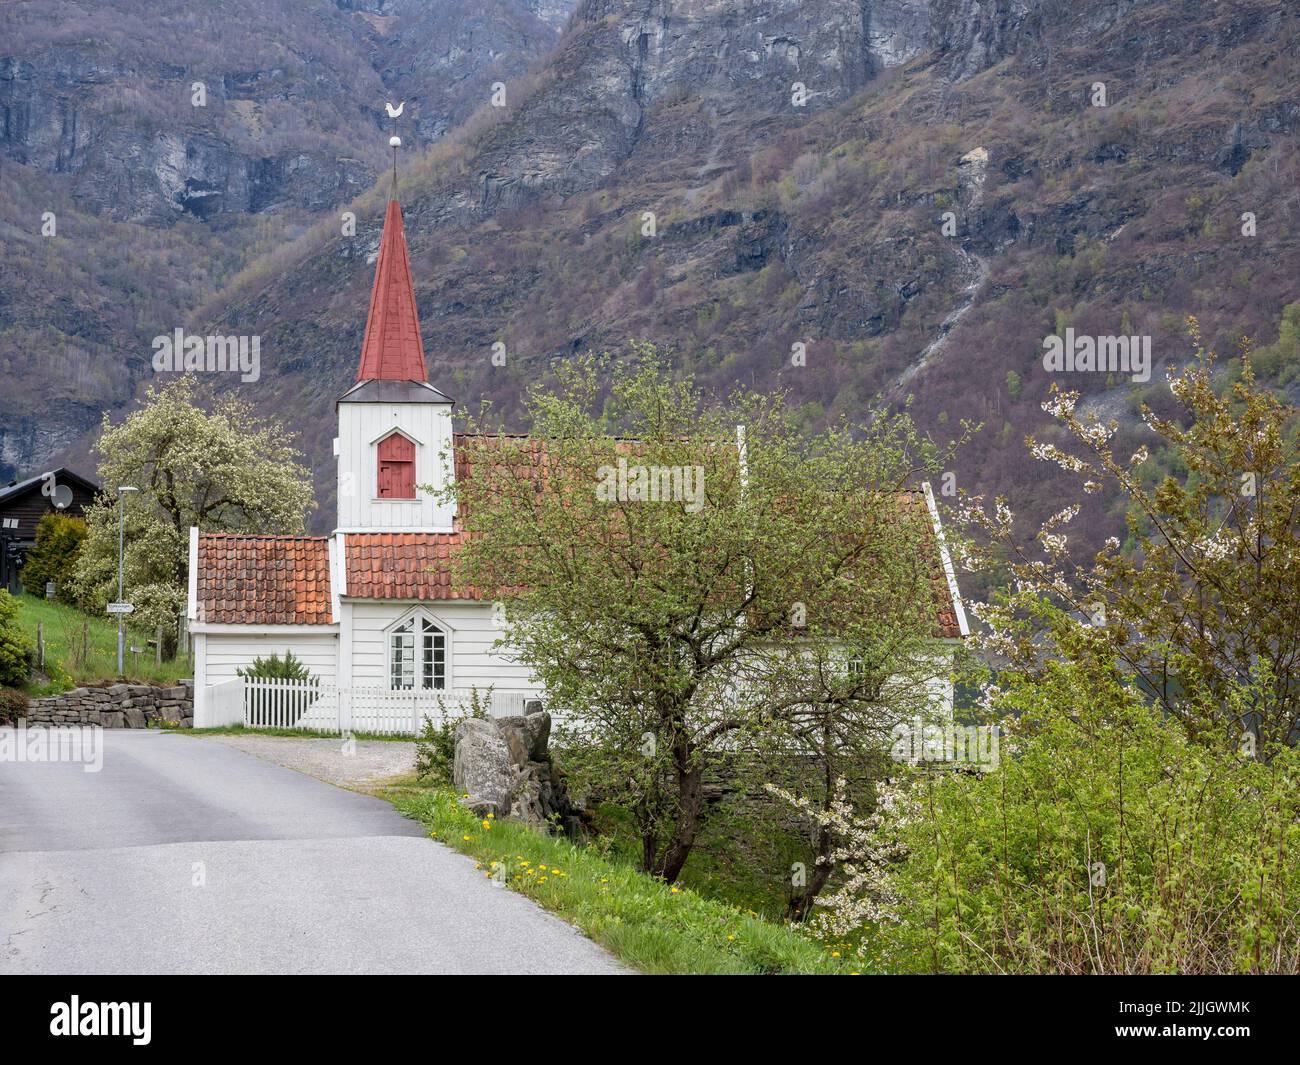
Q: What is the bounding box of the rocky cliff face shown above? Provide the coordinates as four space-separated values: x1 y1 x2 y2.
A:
0 0 570 224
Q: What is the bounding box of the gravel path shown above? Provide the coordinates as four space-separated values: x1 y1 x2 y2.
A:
203 732 418 787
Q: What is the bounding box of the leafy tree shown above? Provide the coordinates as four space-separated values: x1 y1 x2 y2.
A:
965 319 1300 753
70 378 315 654
0 590 35 688
21 512 87 603
442 348 964 882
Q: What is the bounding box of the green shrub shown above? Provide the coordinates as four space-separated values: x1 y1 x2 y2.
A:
415 688 489 786
21 512 87 602
876 658 1300 974
0 687 27 725
0 590 35 687
236 650 312 682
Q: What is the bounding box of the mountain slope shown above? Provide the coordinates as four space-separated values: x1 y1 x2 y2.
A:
0 0 572 479
186 0 1297 539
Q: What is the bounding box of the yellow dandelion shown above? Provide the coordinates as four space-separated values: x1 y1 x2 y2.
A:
462 834 472 841
670 886 680 894
831 951 841 958
481 820 491 830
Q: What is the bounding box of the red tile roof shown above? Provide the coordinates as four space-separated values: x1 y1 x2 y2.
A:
344 531 479 601
196 533 333 625
356 199 428 383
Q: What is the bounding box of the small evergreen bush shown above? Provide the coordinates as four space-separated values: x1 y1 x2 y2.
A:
21 513 87 602
0 590 35 688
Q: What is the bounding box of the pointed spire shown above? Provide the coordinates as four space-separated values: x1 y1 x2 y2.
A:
357 199 428 382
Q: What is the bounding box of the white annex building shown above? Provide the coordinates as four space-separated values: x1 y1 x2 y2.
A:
188 196 968 732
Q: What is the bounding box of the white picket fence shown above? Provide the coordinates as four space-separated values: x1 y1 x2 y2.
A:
206 678 539 736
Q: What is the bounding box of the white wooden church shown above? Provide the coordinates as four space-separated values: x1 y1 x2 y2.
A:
188 194 968 732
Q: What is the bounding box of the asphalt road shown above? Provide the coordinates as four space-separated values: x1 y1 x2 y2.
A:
0 729 623 974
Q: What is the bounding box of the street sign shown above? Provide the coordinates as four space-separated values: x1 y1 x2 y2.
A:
107 602 135 614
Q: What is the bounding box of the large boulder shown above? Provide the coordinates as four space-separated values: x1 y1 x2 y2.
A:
452 710 581 832
495 712 550 764
453 718 514 817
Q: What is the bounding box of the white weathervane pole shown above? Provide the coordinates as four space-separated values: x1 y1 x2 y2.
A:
385 101 404 198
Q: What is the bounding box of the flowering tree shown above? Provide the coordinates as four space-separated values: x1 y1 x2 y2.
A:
71 377 315 653
775 320 1300 971
963 320 1300 754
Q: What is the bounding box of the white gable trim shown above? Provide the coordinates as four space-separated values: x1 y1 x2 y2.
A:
368 424 424 447
187 526 199 621
326 535 341 622
922 481 970 638
334 531 348 596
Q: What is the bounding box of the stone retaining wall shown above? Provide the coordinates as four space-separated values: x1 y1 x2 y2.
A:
24 681 194 729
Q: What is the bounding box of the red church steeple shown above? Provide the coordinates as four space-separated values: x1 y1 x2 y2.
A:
356 199 428 382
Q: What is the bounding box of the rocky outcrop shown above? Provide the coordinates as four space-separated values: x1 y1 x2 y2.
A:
0 3 572 225
453 706 581 832
24 682 194 729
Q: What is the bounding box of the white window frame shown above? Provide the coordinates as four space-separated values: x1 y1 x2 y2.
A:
384 608 451 691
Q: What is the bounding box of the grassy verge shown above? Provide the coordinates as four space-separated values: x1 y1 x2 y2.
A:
13 594 188 691
374 775 860 975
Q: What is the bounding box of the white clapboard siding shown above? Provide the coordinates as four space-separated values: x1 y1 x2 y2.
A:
203 632 339 685
347 600 543 704
336 400 456 530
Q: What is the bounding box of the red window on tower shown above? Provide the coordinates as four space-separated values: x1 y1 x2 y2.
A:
377 432 416 499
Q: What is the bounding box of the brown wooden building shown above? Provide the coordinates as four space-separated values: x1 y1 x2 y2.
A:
0 468 99 593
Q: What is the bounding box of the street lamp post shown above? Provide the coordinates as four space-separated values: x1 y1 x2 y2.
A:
116 486 139 676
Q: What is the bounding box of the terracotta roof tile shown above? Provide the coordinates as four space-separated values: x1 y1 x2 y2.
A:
344 531 478 601
196 534 333 625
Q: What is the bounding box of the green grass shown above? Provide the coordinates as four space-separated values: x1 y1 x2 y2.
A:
374 776 863 975
12 594 189 692
587 799 796 920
